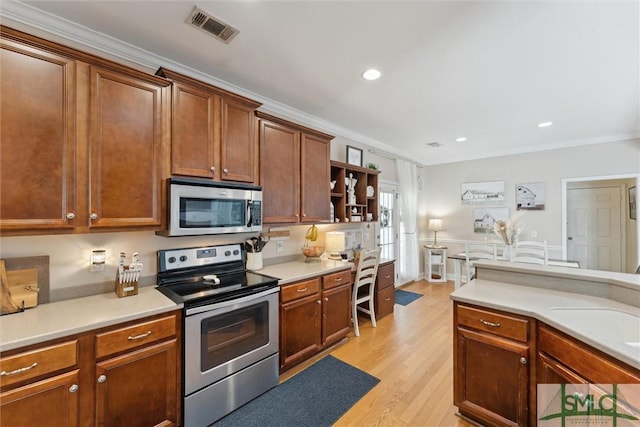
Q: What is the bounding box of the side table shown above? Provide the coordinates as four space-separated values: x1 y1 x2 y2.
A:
425 246 447 283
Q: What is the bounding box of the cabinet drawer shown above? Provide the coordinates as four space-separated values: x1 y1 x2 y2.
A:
281 278 321 303
538 325 640 384
376 286 395 319
0 340 78 388
377 263 395 291
322 269 351 290
456 304 529 343
95 314 176 359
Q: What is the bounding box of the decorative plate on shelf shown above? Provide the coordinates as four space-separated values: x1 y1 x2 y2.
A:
366 186 374 197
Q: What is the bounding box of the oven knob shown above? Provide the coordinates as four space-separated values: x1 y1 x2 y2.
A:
224 251 231 257
233 250 239 255
168 257 176 263
180 255 188 262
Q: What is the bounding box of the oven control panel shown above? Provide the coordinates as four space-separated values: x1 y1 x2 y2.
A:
159 244 243 271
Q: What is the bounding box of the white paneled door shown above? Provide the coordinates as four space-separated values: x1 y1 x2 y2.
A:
567 186 622 272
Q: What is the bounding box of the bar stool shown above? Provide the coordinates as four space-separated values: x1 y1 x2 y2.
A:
352 247 381 337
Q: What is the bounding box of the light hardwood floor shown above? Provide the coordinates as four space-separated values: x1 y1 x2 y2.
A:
280 279 475 427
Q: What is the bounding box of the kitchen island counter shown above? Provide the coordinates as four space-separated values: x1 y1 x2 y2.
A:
0 286 180 352
451 261 640 369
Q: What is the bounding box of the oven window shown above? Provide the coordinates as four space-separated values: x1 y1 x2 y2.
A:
200 301 269 371
180 197 246 228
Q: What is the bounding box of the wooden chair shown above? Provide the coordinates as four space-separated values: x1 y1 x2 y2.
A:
352 247 381 337
465 242 497 282
512 240 548 265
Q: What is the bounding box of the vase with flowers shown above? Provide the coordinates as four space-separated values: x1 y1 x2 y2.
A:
494 215 522 261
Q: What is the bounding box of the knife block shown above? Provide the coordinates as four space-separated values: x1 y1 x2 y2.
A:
115 266 139 298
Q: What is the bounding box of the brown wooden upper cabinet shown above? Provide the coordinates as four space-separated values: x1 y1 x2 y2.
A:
0 26 170 234
156 68 262 183
257 112 333 224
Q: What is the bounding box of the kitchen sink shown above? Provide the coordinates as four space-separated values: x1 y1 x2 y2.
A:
549 307 640 345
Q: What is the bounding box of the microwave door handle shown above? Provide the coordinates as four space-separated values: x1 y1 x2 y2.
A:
247 200 253 227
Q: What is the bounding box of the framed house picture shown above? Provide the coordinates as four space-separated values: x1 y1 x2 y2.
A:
630 186 636 220
346 145 363 167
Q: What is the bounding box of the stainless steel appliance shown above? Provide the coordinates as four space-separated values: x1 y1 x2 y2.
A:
157 244 279 426
158 177 263 237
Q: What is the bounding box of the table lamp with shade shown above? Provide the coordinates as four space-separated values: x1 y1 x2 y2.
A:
325 231 345 260
428 218 443 247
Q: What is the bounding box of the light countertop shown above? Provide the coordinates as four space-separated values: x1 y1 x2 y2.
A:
257 259 354 285
0 286 181 353
451 279 640 369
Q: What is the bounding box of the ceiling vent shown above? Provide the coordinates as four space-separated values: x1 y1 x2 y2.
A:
186 7 239 44
426 142 442 148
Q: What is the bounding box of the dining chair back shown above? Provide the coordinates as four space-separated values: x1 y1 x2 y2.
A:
465 242 497 282
512 240 548 265
352 247 381 337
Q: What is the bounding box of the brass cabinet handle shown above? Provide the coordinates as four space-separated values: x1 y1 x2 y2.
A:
334 277 343 282
127 330 152 340
385 297 391 301
296 287 308 293
479 319 501 328
0 362 38 376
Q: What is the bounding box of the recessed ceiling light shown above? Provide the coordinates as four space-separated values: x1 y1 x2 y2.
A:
455 137 467 142
362 69 381 81
537 121 553 128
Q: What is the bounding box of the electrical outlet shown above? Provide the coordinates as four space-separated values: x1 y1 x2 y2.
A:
276 241 284 252
531 230 538 238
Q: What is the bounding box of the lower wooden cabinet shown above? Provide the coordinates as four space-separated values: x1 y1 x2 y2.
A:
454 303 532 427
454 303 640 427
95 340 178 426
375 261 395 319
537 324 640 384
0 370 80 427
0 310 181 427
279 269 351 372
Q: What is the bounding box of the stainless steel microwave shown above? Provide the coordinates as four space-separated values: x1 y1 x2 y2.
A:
159 178 262 236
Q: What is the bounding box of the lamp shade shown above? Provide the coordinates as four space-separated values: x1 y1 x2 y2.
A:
325 231 346 253
428 218 443 231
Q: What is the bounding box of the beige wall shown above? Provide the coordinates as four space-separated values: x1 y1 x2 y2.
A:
418 138 640 273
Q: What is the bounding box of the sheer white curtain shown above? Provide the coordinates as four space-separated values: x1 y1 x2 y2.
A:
395 159 420 284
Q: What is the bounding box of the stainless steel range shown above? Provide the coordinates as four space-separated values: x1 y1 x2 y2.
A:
157 243 279 427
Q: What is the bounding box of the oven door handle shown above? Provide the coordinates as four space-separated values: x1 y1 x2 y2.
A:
185 286 279 316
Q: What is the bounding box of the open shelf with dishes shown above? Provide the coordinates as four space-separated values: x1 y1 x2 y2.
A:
330 161 379 224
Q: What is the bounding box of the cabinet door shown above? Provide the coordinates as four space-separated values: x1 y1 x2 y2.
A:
375 285 395 319
537 352 587 384
95 340 178 427
0 370 80 427
300 133 330 223
279 293 321 371
220 98 257 183
259 119 300 224
88 66 167 229
455 327 530 427
170 82 217 178
0 39 77 231
321 283 351 347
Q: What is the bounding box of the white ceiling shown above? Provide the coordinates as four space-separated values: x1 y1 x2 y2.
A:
4 0 640 165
